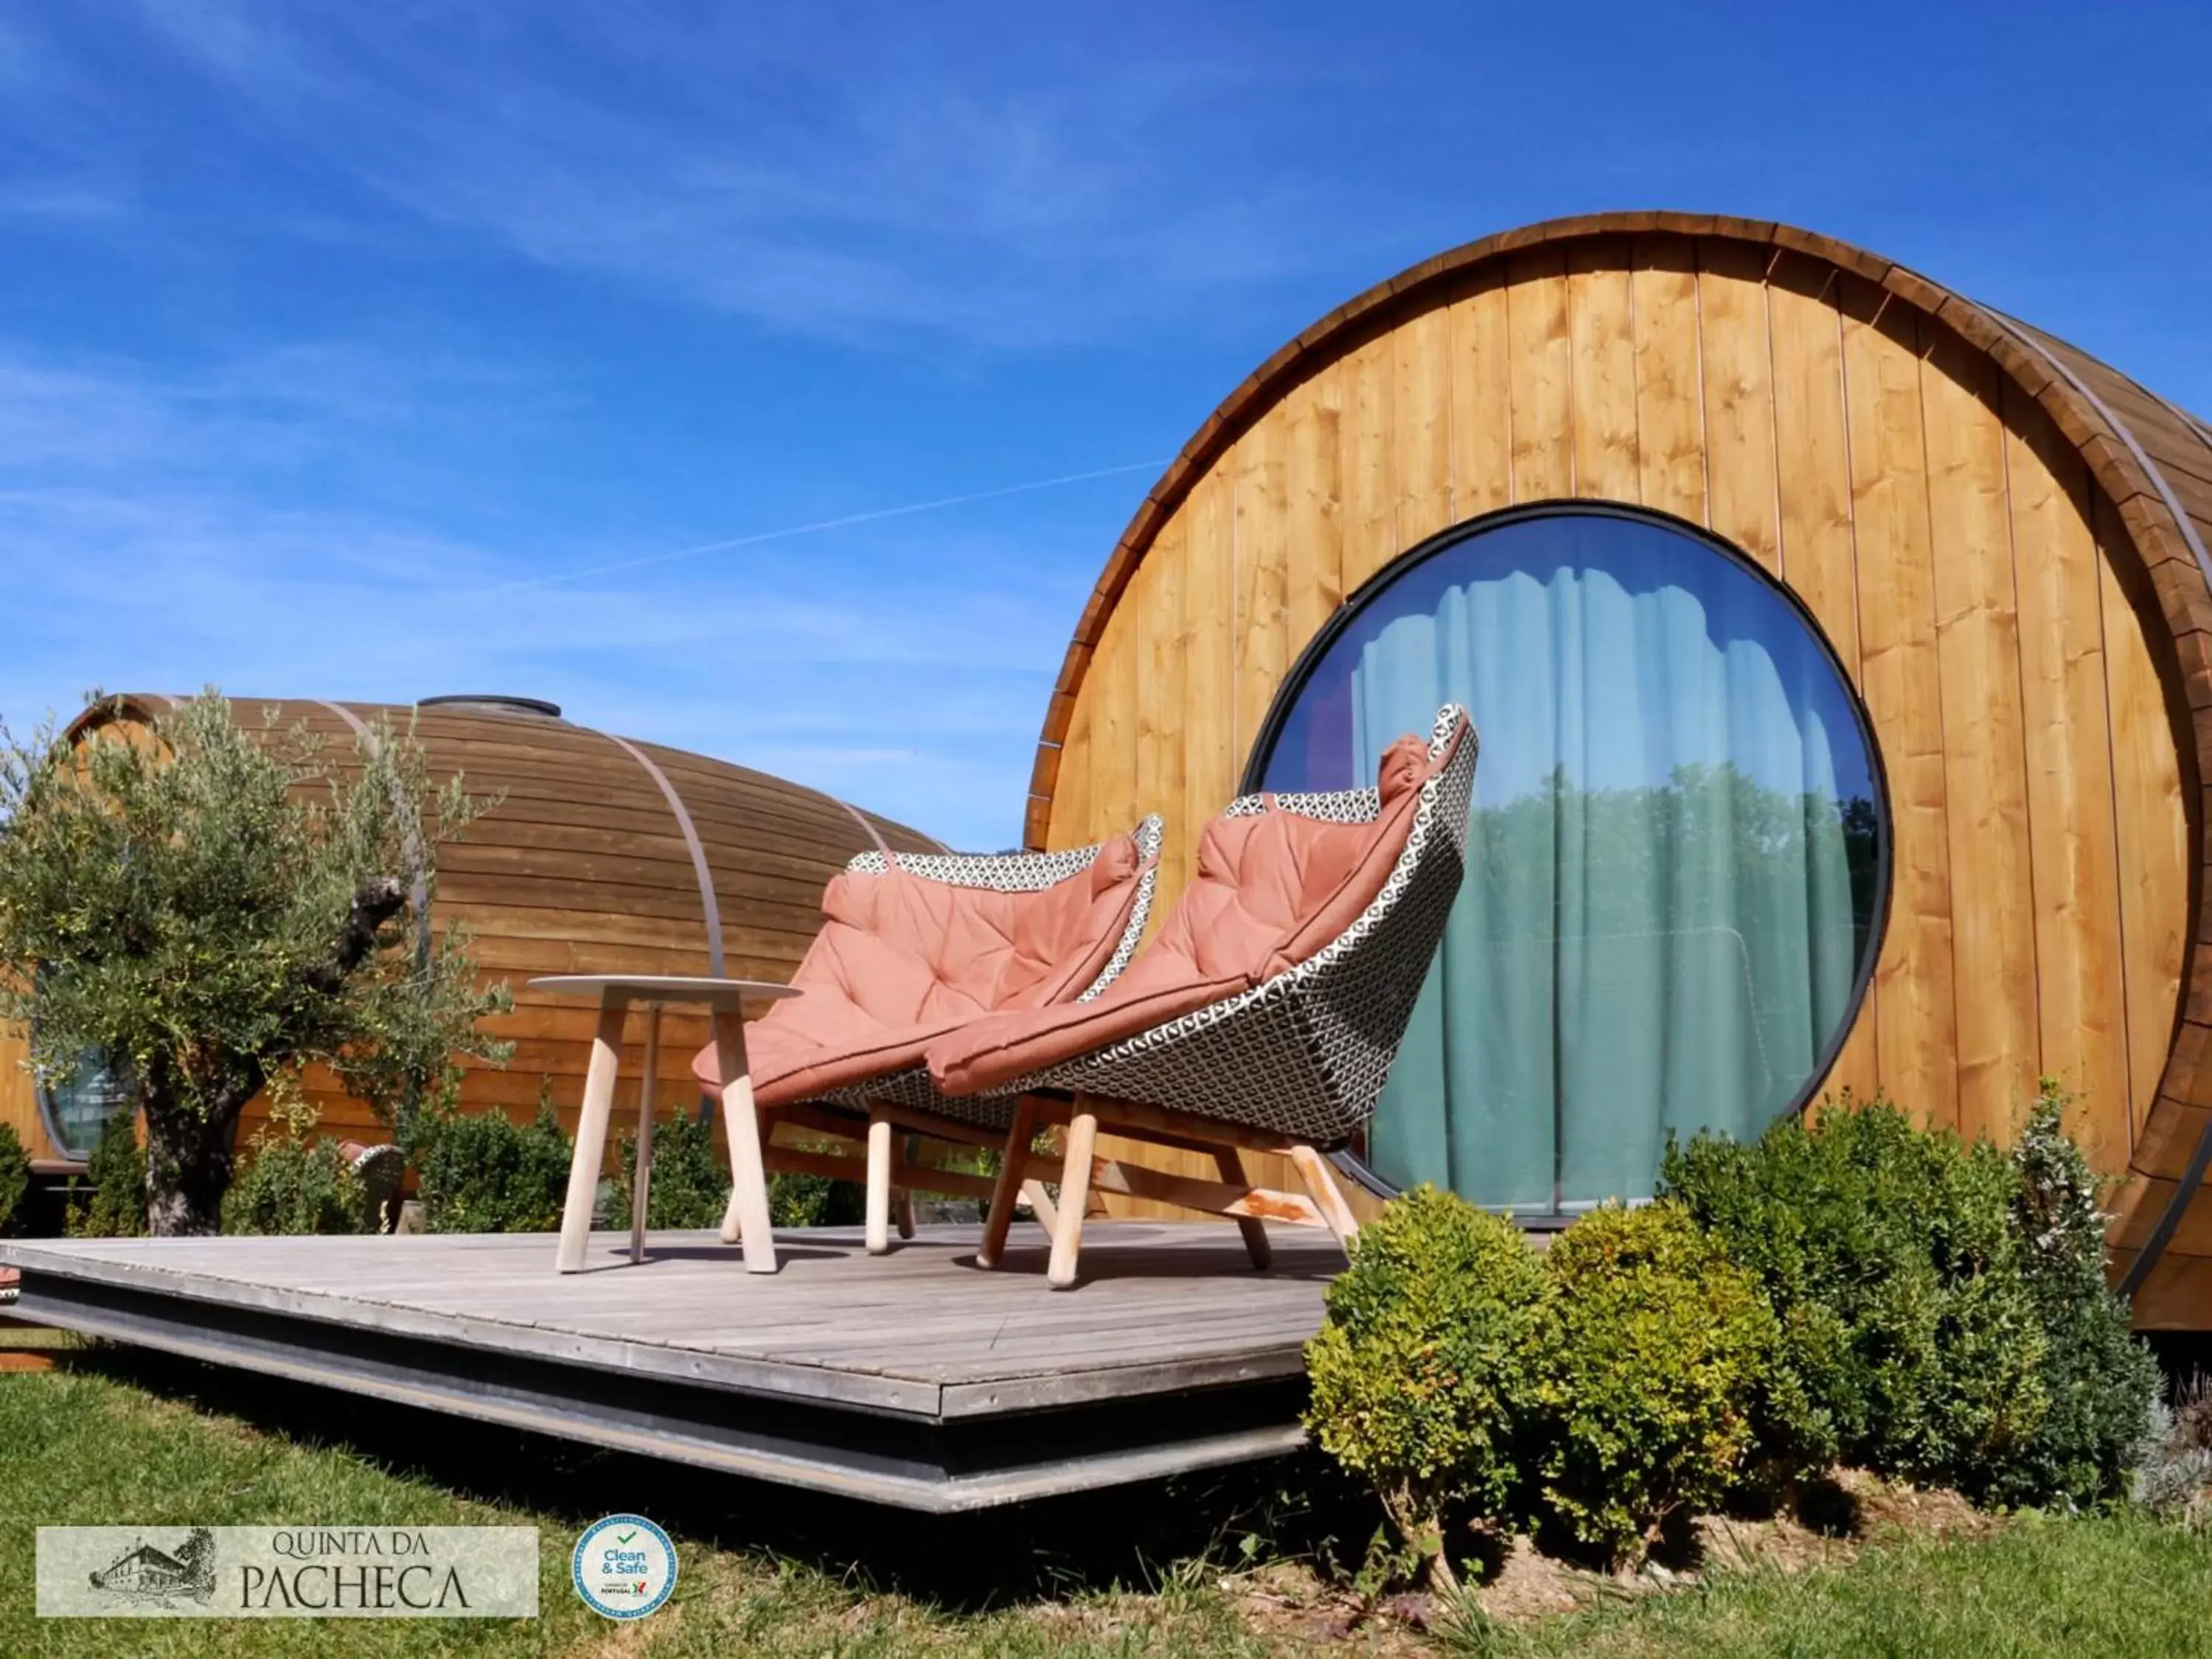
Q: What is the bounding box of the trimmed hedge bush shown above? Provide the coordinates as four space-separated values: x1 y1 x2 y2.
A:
2000 1082 2162 1509
607 1110 727 1231
1304 1185 1549 1591
408 1089 572 1234
605 1111 866 1232
65 1108 147 1237
764 1163 866 1229
1661 1093 2051 1502
1532 1201 1777 1566
0 1121 27 1236
221 1133 370 1236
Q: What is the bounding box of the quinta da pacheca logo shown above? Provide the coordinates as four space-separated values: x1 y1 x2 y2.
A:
37 1526 539 1618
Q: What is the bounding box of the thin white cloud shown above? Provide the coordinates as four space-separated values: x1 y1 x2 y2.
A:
0 344 1091 846
79 1 1332 346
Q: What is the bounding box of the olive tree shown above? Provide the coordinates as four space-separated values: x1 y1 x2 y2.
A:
0 690 512 1235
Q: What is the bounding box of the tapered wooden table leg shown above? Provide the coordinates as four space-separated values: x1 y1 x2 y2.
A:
629 1004 661 1265
557 992 629 1273
712 1011 779 1273
1047 1100 1100 1290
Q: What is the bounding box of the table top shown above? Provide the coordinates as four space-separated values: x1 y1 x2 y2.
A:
527 974 802 1009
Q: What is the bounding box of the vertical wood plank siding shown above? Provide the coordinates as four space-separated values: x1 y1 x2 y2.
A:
1039 223 2201 1309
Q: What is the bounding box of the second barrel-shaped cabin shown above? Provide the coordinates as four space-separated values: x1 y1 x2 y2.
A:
0 692 941 1164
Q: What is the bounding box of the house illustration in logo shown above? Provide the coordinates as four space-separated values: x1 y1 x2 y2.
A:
89 1528 217 1604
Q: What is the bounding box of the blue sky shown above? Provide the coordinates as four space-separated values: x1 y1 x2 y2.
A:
0 2 2205 849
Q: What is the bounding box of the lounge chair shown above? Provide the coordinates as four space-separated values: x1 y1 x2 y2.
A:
692 820 1163 1253
337 1140 406 1234
925 706 1476 1287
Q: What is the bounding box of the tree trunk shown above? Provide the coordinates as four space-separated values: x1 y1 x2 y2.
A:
142 1093 245 1237
135 879 405 1236
1387 1488 1461 1596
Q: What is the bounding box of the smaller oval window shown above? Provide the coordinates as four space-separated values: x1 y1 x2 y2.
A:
1248 505 1888 1214
37 1046 132 1161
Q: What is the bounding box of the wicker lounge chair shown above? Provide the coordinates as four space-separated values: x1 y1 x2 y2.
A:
692 819 1163 1253
925 706 1477 1287
337 1141 407 1234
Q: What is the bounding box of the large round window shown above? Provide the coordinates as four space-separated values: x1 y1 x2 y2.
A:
1249 504 1888 1214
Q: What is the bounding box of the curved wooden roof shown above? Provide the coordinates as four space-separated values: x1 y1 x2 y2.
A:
50 691 947 1152
1023 210 2212 852
66 691 945 987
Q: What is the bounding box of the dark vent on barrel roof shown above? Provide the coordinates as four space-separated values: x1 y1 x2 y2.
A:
415 695 563 720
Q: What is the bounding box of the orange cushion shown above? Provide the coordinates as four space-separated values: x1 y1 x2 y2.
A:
926 731 1441 1097
694 835 1147 1103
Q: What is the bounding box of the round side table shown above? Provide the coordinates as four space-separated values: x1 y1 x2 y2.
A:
529 975 800 1275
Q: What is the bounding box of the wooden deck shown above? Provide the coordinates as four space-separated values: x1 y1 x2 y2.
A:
0 1222 1339 1511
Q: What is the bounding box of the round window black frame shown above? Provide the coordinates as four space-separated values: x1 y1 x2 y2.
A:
1239 498 1896 1213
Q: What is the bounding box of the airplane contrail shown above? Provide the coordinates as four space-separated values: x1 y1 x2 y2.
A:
466 458 1169 596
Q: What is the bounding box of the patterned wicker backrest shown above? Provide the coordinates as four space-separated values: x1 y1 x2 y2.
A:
1225 705 1475 990
843 816 1165 1003
1278 705 1476 1120
973 708 1476 1144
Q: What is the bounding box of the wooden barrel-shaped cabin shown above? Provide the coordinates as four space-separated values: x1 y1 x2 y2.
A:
1025 211 2212 1329
0 692 942 1166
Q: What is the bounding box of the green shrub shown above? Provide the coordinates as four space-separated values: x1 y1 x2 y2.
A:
606 1110 728 1231
2132 1374 2212 1523
1304 1185 1549 1591
221 1135 369 1237
65 1109 147 1237
1660 1093 2049 1500
1532 1201 1776 1567
0 1121 28 1236
218 1076 375 1237
1997 1081 2162 1509
409 1085 572 1234
766 1165 864 1229
603 1110 866 1231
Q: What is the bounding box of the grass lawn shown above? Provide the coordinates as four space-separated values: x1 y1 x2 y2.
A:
3 1338 2211 1657
1445 1514 2212 1657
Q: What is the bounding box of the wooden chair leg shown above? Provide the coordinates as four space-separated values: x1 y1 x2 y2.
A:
1047 1101 1100 1290
865 1116 894 1255
1288 1144 1360 1252
1213 1147 1274 1270
978 1097 1037 1270
1020 1180 1059 1232
894 1185 917 1240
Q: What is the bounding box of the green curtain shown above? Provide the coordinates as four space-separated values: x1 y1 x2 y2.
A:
1352 564 1860 1210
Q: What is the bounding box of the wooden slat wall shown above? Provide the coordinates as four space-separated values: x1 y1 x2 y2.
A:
0 1025 44 1161
1773 256 1879 1106
1838 277 1958 1124
1046 231 2194 1231
2007 385 2132 1173
1920 326 2041 1147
